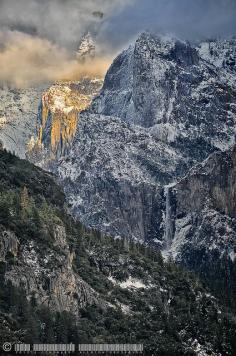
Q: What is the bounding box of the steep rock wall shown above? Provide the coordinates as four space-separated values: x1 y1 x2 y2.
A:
161 146 236 308
30 79 103 159
0 224 99 316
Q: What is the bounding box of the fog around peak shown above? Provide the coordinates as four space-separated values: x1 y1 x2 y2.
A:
0 0 235 87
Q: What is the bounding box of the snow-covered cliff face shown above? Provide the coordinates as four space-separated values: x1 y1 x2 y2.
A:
0 86 46 157
57 113 188 241
161 145 236 308
198 38 236 79
41 33 235 241
92 33 236 156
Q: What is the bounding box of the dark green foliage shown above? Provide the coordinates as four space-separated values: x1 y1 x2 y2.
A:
182 246 236 311
0 278 78 347
0 188 62 250
0 149 64 208
70 229 236 355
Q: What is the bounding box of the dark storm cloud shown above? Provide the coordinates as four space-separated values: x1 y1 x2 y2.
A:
0 0 235 52
0 0 133 50
0 0 235 87
99 0 236 51
0 0 131 87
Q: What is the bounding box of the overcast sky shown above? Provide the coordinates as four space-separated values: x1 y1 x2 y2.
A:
103 0 236 50
0 0 235 52
0 0 235 87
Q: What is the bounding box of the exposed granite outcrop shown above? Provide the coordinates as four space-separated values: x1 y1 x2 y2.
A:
30 79 103 160
0 223 99 317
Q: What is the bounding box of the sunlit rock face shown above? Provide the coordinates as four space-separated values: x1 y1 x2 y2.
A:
0 32 101 159
29 78 103 159
33 33 103 159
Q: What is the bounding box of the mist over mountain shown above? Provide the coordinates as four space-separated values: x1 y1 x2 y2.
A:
102 0 236 50
0 0 235 87
0 2 236 355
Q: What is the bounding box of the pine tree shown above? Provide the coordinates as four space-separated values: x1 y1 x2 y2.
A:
13 192 21 217
20 186 30 219
32 206 41 230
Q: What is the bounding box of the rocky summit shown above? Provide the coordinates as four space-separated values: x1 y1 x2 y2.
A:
76 32 96 61
92 33 236 155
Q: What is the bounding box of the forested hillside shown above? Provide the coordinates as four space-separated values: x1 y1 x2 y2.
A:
0 149 236 355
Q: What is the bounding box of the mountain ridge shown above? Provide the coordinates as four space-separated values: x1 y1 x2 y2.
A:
34 32 236 243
